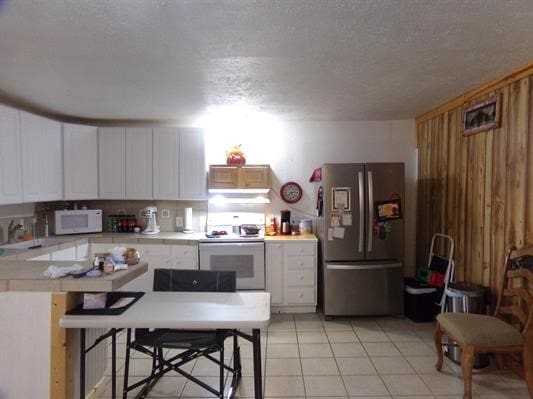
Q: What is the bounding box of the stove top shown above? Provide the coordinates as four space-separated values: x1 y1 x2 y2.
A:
199 233 265 243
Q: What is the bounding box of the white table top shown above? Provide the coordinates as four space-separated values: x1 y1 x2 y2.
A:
59 291 271 330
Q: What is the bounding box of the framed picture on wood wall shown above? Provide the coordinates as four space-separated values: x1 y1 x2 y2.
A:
463 94 501 135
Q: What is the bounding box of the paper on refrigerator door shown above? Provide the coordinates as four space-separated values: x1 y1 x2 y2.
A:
332 227 345 239
327 228 334 240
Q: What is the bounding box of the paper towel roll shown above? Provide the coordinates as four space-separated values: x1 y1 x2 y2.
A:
184 207 193 233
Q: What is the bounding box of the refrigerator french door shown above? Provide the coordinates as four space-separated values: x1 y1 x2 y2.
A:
319 163 405 317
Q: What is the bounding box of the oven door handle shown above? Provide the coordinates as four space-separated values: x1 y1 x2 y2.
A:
199 242 265 249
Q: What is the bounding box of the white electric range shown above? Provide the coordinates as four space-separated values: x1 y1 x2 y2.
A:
199 211 265 290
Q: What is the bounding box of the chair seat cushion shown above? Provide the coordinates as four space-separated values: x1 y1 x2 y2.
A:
436 313 522 347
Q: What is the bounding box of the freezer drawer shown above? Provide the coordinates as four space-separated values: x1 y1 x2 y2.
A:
322 262 403 316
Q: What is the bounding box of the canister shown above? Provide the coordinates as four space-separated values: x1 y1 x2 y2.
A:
299 219 313 234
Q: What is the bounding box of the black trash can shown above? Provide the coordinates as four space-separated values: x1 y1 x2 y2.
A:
444 282 489 368
404 278 437 322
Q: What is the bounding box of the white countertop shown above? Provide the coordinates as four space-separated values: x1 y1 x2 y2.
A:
60 291 271 330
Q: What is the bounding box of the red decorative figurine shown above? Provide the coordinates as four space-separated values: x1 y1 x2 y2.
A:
226 145 246 165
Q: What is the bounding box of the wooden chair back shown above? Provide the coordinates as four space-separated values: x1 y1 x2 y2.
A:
494 244 533 336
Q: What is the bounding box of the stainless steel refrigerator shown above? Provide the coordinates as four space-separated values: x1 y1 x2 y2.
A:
317 163 405 318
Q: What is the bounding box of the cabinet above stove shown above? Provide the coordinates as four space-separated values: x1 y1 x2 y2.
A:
208 165 270 192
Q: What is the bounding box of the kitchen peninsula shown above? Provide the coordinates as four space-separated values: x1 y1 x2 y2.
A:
0 245 148 399
0 231 317 398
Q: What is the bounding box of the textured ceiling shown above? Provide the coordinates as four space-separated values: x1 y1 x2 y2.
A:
0 0 532 123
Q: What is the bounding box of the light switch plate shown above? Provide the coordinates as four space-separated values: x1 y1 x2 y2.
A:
176 217 183 228
161 209 170 219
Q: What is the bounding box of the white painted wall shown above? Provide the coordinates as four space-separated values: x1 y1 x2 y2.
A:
205 119 418 275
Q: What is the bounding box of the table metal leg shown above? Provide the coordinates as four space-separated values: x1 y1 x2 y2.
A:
112 329 117 399
252 329 263 399
80 328 86 399
123 328 132 399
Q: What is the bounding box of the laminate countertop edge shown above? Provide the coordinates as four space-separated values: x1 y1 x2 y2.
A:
0 261 148 292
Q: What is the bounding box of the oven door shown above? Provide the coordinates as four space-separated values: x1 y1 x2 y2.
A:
199 242 265 290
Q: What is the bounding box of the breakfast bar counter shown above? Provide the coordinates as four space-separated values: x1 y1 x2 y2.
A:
0 259 149 399
0 261 147 292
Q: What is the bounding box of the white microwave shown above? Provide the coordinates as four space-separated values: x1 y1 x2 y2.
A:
53 209 103 235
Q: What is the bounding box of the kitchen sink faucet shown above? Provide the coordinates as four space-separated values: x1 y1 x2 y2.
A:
7 220 23 243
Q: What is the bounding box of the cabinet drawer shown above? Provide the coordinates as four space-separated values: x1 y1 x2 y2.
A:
286 255 315 270
172 258 198 269
284 287 315 305
90 243 114 254
136 244 171 257
285 243 315 256
286 269 315 286
171 244 197 259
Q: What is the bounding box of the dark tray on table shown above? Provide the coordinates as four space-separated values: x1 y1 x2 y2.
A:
66 291 145 315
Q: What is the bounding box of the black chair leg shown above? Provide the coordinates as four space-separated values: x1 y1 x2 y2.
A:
233 333 241 376
219 343 225 398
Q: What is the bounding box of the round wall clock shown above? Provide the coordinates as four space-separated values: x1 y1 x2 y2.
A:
280 181 303 203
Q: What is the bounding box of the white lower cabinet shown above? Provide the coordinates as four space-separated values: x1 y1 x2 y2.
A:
51 246 77 261
266 240 317 312
89 242 198 292
29 253 51 261
170 244 198 269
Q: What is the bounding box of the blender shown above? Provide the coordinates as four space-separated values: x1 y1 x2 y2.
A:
141 206 160 235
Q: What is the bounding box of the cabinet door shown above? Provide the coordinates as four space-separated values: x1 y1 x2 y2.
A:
29 253 51 261
63 123 98 200
266 242 284 305
126 128 152 199
179 128 206 200
20 112 62 202
51 247 77 261
0 105 22 204
98 128 126 199
170 244 198 269
76 243 90 260
240 165 270 188
153 127 179 199
209 166 239 189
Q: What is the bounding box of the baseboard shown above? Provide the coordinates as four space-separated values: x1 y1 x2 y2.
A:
271 306 316 313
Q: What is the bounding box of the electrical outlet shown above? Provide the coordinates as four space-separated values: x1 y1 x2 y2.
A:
161 209 170 219
176 217 183 228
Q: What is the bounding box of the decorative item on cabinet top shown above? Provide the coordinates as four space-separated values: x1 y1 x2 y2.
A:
208 165 270 192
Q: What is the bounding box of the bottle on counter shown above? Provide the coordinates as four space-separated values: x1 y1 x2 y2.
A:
232 215 240 235
44 215 49 237
269 217 278 235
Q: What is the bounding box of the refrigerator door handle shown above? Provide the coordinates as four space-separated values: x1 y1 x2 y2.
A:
367 170 374 252
327 262 402 270
358 171 364 253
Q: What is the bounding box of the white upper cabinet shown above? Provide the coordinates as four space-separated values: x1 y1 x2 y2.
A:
98 127 126 199
179 128 206 200
0 105 22 204
153 127 179 200
20 112 63 202
126 128 153 199
63 123 98 200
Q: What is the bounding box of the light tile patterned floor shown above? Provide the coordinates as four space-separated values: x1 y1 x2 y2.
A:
98 314 530 398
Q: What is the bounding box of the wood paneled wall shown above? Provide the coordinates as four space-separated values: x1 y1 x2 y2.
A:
416 72 533 306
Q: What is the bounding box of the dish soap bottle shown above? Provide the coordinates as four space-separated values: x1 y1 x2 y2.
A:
44 215 49 237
